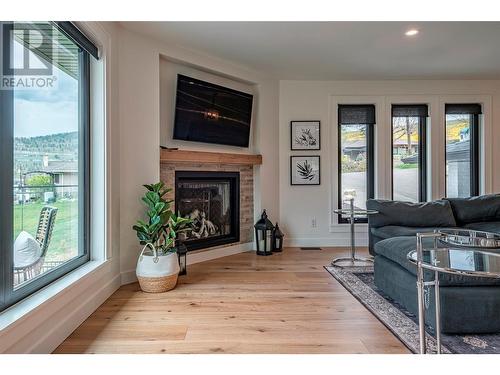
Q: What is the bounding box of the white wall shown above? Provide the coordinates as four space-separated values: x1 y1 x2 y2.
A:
8 23 500 353
118 27 280 282
279 80 500 247
160 58 256 153
2 22 281 353
118 28 161 282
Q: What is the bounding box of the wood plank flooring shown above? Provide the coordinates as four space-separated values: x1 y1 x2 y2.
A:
54 247 409 354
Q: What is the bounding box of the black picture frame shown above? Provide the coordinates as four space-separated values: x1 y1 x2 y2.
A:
290 121 320 150
290 155 321 186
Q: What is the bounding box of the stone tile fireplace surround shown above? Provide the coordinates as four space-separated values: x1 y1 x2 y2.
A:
160 150 259 252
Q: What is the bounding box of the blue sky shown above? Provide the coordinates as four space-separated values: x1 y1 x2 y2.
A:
13 39 78 138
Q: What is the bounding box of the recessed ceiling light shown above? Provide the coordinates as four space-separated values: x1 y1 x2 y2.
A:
405 29 419 36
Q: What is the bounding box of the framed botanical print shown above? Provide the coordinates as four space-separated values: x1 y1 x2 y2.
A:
290 156 320 185
290 121 320 150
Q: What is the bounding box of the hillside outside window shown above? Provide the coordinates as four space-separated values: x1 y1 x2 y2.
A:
0 22 98 311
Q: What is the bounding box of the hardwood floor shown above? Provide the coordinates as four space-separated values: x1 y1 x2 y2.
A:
54 247 409 354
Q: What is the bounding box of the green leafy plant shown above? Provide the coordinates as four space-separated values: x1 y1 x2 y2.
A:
132 182 192 255
26 174 53 186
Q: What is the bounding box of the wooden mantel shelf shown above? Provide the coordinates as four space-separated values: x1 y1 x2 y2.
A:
160 148 262 165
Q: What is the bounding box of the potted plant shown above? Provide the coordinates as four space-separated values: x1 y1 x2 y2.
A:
133 182 191 293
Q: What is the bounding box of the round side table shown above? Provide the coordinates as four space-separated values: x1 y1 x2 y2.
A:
331 204 378 267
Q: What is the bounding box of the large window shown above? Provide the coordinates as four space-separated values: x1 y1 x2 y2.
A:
0 22 98 311
391 105 428 202
338 105 375 223
445 103 481 198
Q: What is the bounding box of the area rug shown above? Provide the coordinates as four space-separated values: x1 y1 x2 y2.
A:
325 265 500 354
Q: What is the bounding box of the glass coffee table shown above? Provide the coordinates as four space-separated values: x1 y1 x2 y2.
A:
407 230 500 354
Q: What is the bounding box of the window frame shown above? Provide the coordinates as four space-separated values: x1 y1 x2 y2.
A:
469 113 480 196
0 35 14 307
390 108 428 202
337 105 375 224
444 105 481 198
0 22 92 312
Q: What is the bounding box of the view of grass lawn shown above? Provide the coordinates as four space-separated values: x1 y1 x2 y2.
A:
395 163 418 169
14 200 79 261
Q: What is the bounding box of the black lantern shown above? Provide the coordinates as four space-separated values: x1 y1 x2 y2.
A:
254 210 274 256
177 242 188 275
272 223 284 253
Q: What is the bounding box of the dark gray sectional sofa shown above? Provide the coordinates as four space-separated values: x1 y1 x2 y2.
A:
367 194 500 334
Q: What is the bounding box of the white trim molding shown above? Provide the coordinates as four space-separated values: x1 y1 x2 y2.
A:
329 95 386 229
384 95 440 201
438 95 493 196
0 260 120 353
329 93 494 212
120 242 255 285
285 236 368 248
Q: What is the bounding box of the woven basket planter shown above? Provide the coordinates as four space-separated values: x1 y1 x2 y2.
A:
137 273 178 293
136 244 180 293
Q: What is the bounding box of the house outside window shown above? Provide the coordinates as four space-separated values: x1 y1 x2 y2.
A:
0 21 98 312
391 104 428 202
445 103 481 198
337 104 375 223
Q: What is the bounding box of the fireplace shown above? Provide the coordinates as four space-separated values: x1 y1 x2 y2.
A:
175 171 240 251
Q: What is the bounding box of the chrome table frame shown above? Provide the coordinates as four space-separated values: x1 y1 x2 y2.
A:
409 231 500 354
413 232 442 354
437 228 500 248
331 199 378 267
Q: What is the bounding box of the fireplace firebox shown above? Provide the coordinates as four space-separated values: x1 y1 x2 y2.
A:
175 171 240 251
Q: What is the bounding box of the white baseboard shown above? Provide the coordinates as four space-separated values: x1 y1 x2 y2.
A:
120 242 254 285
284 237 368 248
0 260 121 353
120 269 138 285
29 273 121 353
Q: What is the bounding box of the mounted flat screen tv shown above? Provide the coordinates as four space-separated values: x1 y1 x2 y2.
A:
173 74 253 148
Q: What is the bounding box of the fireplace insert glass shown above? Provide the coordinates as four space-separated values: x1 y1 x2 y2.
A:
175 171 240 251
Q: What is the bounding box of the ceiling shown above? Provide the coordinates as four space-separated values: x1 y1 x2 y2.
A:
121 22 500 80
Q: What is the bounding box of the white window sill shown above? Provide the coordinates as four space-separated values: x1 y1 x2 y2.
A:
0 259 107 332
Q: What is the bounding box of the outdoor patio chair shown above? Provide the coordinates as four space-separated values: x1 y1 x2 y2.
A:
14 206 58 285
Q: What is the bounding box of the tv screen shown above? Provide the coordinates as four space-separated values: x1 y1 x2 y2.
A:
173 74 253 148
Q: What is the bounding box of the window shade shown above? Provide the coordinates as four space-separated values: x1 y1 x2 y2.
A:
54 22 99 59
445 103 482 115
338 105 376 125
392 104 428 117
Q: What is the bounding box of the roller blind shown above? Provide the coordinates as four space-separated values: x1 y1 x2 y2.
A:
54 21 99 59
338 105 376 125
392 104 428 117
445 103 482 115
10 21 98 79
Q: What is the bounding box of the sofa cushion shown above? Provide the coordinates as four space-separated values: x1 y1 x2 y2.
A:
374 236 500 286
14 231 42 268
445 194 500 225
375 255 500 334
463 221 500 234
371 226 442 240
367 199 457 228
